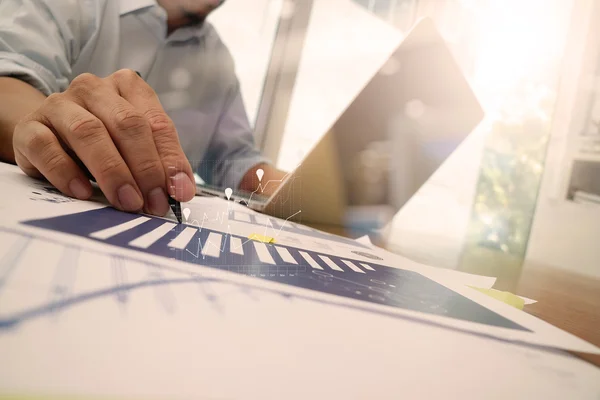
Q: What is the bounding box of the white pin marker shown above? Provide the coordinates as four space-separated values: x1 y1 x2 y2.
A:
225 187 233 200
256 168 264 182
182 207 191 221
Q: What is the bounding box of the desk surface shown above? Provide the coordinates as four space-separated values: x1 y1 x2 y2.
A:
517 262 600 367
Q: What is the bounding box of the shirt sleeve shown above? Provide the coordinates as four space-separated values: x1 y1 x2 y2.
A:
0 0 95 95
199 79 271 189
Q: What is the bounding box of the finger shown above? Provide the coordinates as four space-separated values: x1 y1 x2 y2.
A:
111 69 196 201
67 77 170 216
40 93 144 212
13 120 93 199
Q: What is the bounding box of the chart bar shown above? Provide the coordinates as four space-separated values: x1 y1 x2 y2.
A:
202 233 223 258
253 242 276 265
234 211 251 223
130 222 176 249
254 215 270 226
360 263 375 271
269 219 281 230
299 251 323 270
342 259 365 273
319 255 344 272
230 237 244 255
275 246 297 264
90 216 150 240
168 227 197 250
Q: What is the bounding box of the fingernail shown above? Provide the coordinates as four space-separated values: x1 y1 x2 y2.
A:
170 172 195 201
69 178 91 199
117 184 143 211
147 187 169 216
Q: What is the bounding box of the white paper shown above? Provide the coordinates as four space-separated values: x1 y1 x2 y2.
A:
355 235 374 247
1 245 598 400
355 235 498 289
354 235 536 305
0 160 598 366
0 164 594 353
521 296 538 305
0 164 599 398
0 223 597 399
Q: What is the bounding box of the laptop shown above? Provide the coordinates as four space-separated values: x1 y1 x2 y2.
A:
197 17 484 227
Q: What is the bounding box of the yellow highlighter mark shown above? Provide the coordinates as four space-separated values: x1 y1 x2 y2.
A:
248 233 276 244
469 287 526 310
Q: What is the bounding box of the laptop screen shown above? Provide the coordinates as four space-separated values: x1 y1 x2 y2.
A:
329 18 484 210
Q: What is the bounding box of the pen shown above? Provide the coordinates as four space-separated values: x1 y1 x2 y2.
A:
169 196 183 224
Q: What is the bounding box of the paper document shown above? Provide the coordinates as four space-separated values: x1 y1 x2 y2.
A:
0 163 598 399
355 237 539 307
356 235 498 289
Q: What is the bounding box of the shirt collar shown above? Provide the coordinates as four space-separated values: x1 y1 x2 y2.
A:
120 0 210 42
120 0 157 16
167 22 211 43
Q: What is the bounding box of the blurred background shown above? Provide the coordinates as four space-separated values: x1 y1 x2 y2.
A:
208 0 600 286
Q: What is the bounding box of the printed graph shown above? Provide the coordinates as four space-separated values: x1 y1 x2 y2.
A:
0 232 235 330
227 208 369 249
6 207 530 331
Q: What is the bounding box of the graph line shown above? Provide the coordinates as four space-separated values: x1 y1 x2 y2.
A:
48 246 79 316
2 213 529 334
184 210 302 259
0 236 30 292
0 227 530 342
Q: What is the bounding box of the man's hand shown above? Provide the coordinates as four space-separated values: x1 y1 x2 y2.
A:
12 70 196 215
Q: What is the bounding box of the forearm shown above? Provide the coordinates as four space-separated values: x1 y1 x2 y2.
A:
239 163 287 196
0 77 47 163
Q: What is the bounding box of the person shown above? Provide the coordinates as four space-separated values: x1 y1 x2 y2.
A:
0 0 285 217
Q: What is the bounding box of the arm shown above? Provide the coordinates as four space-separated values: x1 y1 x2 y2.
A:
0 0 195 215
0 0 80 163
201 79 286 195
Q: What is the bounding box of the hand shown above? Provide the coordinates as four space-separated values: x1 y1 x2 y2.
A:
12 69 196 215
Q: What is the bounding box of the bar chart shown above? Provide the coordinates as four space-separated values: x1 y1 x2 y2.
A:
10 207 529 331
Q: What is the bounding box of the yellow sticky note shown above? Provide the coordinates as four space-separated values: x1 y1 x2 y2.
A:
469 287 525 310
248 233 276 244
